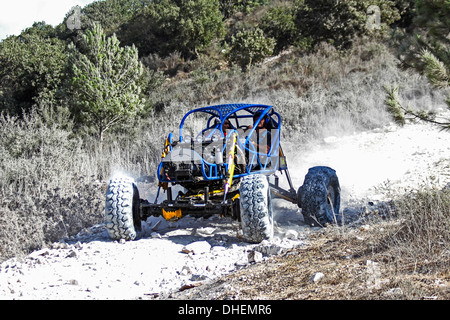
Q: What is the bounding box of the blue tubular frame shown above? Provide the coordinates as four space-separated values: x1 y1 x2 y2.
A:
158 104 282 183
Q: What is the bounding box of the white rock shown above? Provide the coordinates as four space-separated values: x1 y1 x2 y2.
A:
195 227 216 236
151 232 161 238
183 241 211 255
247 250 263 263
310 272 325 283
190 274 208 281
211 246 226 253
255 242 285 256
66 250 78 258
285 229 298 240
179 266 191 276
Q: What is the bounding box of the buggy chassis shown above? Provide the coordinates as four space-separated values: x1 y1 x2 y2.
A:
143 104 297 218
105 104 341 242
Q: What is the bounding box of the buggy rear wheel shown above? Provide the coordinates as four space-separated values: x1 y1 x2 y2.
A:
239 174 273 243
298 166 341 227
105 176 141 240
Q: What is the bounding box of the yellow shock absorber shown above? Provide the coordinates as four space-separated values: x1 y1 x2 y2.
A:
158 135 172 190
223 132 237 201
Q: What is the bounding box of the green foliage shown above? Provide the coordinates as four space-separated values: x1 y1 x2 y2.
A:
259 2 298 53
174 0 226 56
387 0 450 130
414 1 449 90
421 49 450 89
294 0 400 49
391 0 416 27
384 85 407 126
68 23 144 142
120 0 225 58
384 84 450 130
228 28 275 71
415 0 450 41
386 48 450 130
0 28 68 115
220 0 270 18
82 0 146 34
21 21 60 38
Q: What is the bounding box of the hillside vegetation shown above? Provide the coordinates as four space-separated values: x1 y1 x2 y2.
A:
0 0 449 288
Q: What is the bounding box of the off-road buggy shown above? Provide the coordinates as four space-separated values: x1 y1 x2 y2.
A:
105 104 341 243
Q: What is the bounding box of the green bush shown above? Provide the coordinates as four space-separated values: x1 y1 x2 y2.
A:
259 2 299 53
220 0 270 18
228 28 275 71
0 29 68 115
295 0 400 49
119 0 225 58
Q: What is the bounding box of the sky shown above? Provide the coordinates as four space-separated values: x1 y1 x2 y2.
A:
0 0 97 41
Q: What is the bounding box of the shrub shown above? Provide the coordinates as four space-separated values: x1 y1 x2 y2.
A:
0 108 105 262
119 0 225 58
220 0 270 18
0 30 68 115
259 2 299 53
228 28 275 71
0 110 82 194
294 0 400 50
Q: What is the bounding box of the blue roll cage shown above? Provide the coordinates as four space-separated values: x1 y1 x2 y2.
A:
158 104 285 182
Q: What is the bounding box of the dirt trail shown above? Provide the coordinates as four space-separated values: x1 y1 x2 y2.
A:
1 120 449 300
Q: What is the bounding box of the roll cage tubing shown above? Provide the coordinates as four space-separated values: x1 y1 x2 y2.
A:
179 103 279 143
159 104 282 181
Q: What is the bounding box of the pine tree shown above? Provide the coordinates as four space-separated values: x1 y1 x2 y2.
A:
69 23 144 144
384 84 449 130
385 0 449 131
384 50 450 130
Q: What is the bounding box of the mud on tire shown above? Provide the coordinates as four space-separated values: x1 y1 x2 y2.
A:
298 166 341 227
105 176 141 240
239 174 273 243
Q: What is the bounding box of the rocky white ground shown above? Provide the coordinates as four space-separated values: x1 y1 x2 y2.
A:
1 119 449 300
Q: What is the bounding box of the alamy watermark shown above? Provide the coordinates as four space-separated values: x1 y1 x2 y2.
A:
66 6 82 31
366 5 381 31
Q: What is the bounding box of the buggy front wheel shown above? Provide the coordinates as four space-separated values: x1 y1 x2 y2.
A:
105 176 141 240
239 174 273 243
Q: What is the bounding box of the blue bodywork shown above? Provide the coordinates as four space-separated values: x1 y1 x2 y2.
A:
157 104 285 184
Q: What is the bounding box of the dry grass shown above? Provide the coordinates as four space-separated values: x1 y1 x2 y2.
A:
174 188 450 300
0 111 106 262
377 187 450 275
